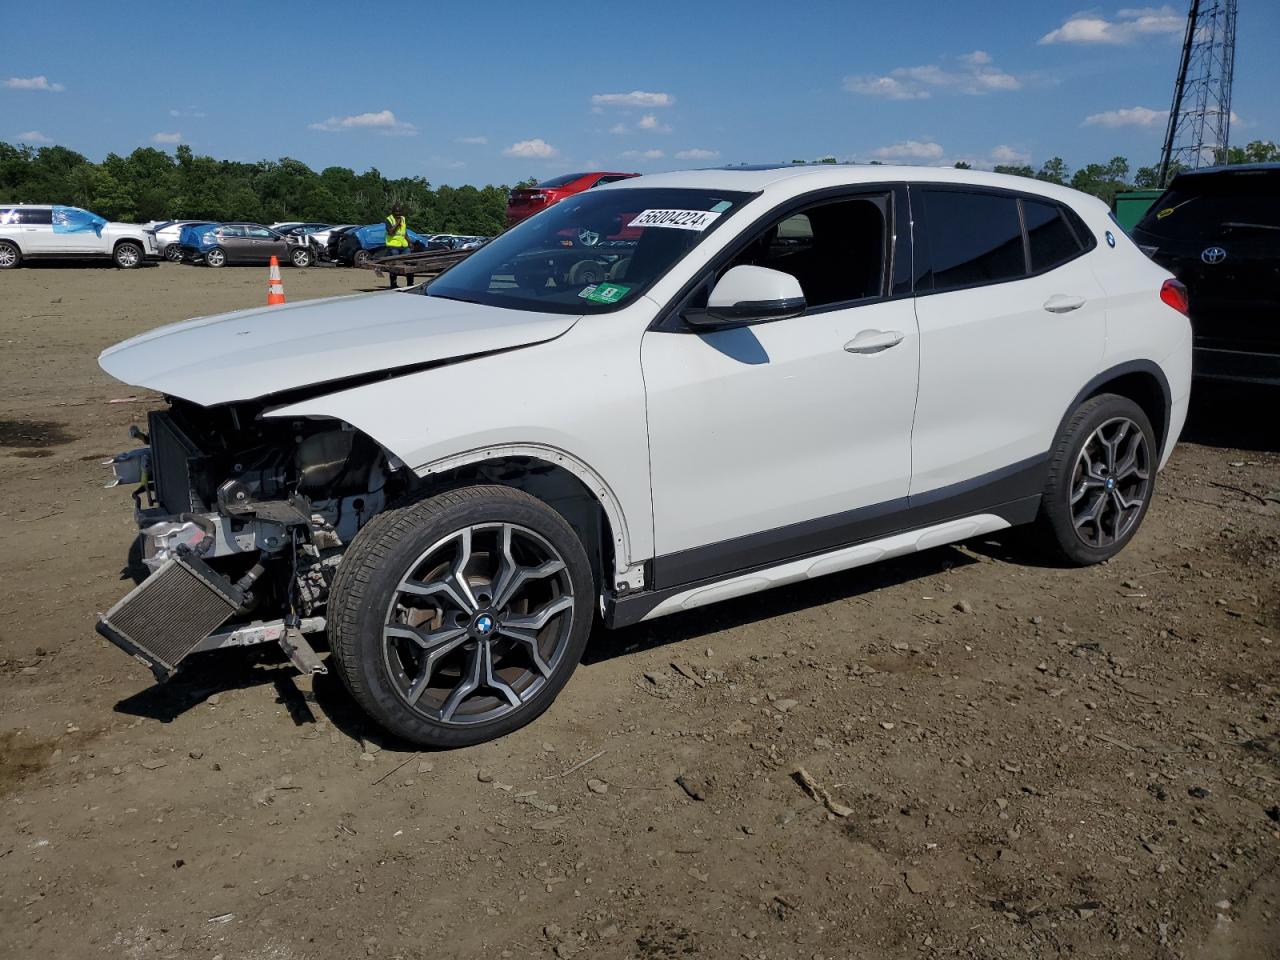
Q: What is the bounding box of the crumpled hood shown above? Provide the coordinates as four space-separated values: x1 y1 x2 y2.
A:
99 291 580 406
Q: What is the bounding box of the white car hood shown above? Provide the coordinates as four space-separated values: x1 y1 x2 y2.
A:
99 290 580 406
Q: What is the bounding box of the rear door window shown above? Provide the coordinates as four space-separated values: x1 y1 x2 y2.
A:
19 208 54 225
1023 199 1084 273
920 191 1025 291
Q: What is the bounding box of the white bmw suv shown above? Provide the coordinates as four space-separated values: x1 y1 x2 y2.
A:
0 204 159 268
96 165 1191 747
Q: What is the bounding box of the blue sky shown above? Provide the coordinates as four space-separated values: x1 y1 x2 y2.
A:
2 1 1276 186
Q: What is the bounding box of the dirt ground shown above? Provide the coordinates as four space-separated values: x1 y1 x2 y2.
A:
0 260 1277 960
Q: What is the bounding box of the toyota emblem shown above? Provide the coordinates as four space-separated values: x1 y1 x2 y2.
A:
1201 246 1227 264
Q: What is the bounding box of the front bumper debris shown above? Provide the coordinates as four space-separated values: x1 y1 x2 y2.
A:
96 546 244 681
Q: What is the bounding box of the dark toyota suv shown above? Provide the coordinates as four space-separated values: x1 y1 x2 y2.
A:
1131 164 1280 385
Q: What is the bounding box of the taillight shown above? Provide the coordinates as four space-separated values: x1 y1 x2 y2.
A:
1159 278 1190 316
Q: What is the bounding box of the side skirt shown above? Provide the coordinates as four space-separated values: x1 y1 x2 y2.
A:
605 495 1040 628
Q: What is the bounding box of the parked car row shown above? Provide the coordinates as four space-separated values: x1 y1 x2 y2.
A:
0 207 493 271
176 222 314 267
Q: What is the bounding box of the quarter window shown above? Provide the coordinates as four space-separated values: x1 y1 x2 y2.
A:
1023 199 1083 272
921 191 1025 291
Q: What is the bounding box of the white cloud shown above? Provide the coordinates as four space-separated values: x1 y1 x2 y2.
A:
15 130 51 144
609 122 630 135
845 53 1020 100
1082 105 1168 128
169 107 206 118
1039 6 1183 44
871 140 946 160
989 144 1032 165
504 138 559 159
308 110 416 134
621 149 665 161
591 91 674 108
151 132 182 144
455 135 488 145
637 113 672 133
843 76 929 100
675 148 720 160
428 155 466 169
4 75 64 92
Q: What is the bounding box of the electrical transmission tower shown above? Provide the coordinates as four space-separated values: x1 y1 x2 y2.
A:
1158 0 1238 186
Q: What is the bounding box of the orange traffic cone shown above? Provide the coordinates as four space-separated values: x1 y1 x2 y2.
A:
267 256 286 306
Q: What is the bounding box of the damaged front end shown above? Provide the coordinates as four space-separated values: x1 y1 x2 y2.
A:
98 398 405 681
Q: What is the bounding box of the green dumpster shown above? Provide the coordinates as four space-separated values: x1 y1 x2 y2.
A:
1112 190 1163 232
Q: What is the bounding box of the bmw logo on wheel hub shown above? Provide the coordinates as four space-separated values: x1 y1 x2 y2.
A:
1201 246 1227 264
473 613 495 637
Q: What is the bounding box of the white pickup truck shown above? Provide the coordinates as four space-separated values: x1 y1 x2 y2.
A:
0 204 160 268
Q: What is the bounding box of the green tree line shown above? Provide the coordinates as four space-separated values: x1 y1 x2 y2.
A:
0 142 512 235
3 139 1276 232
970 139 1279 206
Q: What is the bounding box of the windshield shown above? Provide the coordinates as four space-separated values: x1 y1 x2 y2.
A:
428 187 752 314
1136 170 1280 241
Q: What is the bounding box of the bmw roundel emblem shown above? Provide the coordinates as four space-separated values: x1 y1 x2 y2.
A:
474 614 494 636
1201 246 1227 264
1105 230 1116 248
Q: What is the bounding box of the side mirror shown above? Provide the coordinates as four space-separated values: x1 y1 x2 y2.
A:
690 265 806 328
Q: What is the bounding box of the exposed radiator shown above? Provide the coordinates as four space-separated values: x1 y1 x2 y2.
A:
97 548 243 681
148 410 204 514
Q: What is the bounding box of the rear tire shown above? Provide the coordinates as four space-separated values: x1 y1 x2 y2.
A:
113 241 143 269
328 485 593 748
290 246 312 268
0 240 20 269
1037 393 1157 565
205 247 227 268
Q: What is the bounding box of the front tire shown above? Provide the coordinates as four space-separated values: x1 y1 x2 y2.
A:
328 485 594 748
163 243 182 262
113 241 143 269
205 246 227 268
0 240 20 269
352 248 371 268
290 246 312 268
1038 393 1157 565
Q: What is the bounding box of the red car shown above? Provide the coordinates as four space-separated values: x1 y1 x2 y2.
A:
506 171 639 228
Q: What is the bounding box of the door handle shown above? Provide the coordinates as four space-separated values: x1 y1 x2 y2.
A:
1043 294 1086 314
844 329 904 354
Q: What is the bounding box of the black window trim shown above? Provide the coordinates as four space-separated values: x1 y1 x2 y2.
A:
652 182 913 333
913 184 1097 298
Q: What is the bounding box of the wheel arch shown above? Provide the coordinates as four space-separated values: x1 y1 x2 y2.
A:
409 446 634 595
1059 360 1172 455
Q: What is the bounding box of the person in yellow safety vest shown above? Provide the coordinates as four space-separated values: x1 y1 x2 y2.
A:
383 203 415 289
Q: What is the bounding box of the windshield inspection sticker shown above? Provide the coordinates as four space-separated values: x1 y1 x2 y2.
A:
628 208 722 231
581 282 631 304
